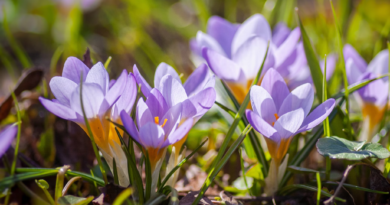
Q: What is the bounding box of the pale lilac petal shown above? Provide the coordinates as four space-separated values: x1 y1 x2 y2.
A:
232 36 268 80
133 64 152 96
161 103 182 139
207 16 239 58
343 44 367 72
357 73 389 107
367 49 389 76
202 47 244 82
0 124 17 158
154 62 181 90
190 38 202 56
272 23 291 47
346 58 363 85
114 73 137 114
260 68 290 111
62 57 90 83
279 83 314 117
120 110 140 143
162 118 194 148
136 98 153 128
70 83 105 118
183 63 212 97
274 27 301 68
232 14 272 55
109 79 116 89
274 108 305 139
106 69 127 106
186 87 216 121
86 62 109 95
146 88 169 119
49 77 78 106
250 85 277 125
246 110 281 143
196 31 227 56
39 97 80 121
139 122 165 148
160 75 188 108
297 99 335 133
320 54 337 80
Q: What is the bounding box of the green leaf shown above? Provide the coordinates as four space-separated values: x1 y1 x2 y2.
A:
233 176 254 191
112 188 133 205
316 136 390 160
158 138 208 191
323 181 389 194
57 195 93 205
246 163 264 181
36 179 49 190
288 166 319 174
298 16 323 101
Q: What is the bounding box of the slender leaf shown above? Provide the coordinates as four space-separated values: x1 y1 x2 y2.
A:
323 181 389 194
158 138 208 191
316 172 321 205
192 125 252 205
113 188 133 205
113 158 119 185
298 16 324 100
279 184 346 202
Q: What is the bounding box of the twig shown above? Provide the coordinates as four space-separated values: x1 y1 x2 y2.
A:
324 165 355 204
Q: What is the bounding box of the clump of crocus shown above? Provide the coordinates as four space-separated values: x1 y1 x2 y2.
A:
39 57 137 187
0 124 18 158
133 62 216 186
344 45 389 142
120 89 194 195
191 14 301 103
246 68 335 195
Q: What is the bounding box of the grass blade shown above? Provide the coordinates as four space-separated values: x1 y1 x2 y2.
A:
113 158 119 185
158 138 208 191
323 181 389 194
316 172 321 205
279 184 346 202
113 188 133 205
298 15 323 101
192 125 252 205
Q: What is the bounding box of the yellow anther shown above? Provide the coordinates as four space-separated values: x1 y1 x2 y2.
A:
154 117 159 125
161 119 168 128
272 113 279 127
154 116 168 128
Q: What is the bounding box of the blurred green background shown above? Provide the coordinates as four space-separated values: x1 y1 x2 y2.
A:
1 0 389 93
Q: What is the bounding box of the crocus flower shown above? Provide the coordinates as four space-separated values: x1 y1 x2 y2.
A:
39 57 137 187
344 44 389 142
246 68 335 195
120 90 194 193
194 14 300 103
133 62 216 186
0 124 18 158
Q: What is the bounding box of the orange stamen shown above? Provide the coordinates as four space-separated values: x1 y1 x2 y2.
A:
272 113 279 126
161 119 168 128
154 117 159 125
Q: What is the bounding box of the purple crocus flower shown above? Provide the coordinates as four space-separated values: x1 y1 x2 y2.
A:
245 68 335 194
39 57 137 186
133 62 216 141
0 124 18 158
344 44 389 141
193 14 300 103
120 90 194 192
133 62 216 187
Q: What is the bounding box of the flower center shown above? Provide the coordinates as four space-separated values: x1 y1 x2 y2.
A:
154 116 168 128
272 113 279 126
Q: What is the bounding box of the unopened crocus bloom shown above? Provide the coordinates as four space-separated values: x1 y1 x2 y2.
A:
246 68 335 195
120 90 193 193
344 44 389 142
193 14 301 103
133 62 216 186
39 57 137 186
0 124 18 158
